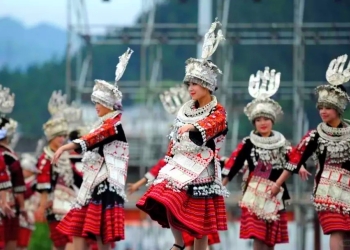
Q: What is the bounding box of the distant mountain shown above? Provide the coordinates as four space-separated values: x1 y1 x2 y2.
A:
0 17 66 70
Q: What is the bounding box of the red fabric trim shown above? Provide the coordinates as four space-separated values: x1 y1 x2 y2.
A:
36 153 51 189
318 211 350 234
240 208 289 247
149 159 167 177
137 180 227 238
223 141 245 174
195 104 227 142
288 130 314 167
80 114 121 149
57 202 125 244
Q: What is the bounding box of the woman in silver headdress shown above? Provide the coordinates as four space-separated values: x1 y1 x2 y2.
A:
36 91 73 250
0 85 26 250
222 67 291 250
136 20 228 250
52 48 133 250
128 85 222 250
271 54 350 250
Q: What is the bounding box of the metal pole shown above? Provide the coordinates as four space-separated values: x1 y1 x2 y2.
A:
65 0 72 101
293 0 306 249
197 0 213 58
218 0 231 155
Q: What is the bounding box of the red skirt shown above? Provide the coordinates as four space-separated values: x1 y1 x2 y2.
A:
0 223 4 249
240 208 289 247
57 181 125 244
49 221 72 247
136 181 227 238
17 227 32 247
1 216 19 242
182 231 220 247
318 211 350 234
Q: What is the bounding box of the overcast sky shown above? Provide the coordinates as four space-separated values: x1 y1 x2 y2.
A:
0 0 144 30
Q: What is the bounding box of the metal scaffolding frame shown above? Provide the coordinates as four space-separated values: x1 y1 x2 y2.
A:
65 0 350 153
65 1 350 249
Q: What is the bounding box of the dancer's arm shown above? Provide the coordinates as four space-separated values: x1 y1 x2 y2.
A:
271 130 318 195
73 114 124 154
128 159 167 195
188 104 228 146
222 139 250 186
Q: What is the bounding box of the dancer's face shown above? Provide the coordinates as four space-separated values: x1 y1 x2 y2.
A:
51 134 67 148
187 82 210 101
254 117 273 136
95 102 112 117
319 107 339 124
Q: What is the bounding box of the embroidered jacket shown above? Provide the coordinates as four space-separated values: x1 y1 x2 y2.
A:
73 112 129 206
222 131 292 221
285 121 350 214
155 99 228 197
36 146 75 221
0 145 25 193
0 145 25 212
36 147 74 193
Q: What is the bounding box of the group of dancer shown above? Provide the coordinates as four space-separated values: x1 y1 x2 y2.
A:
0 18 349 250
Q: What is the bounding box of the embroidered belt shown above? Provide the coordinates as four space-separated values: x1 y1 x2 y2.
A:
239 176 284 221
76 151 105 206
156 151 213 189
52 184 76 215
314 165 350 214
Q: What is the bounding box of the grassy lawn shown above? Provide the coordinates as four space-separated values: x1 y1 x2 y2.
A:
28 223 52 250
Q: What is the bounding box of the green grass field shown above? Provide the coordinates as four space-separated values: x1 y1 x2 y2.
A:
28 223 52 250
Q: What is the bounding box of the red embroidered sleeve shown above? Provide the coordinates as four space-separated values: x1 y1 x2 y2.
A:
9 159 26 193
164 140 174 161
222 141 245 176
36 153 52 192
193 104 227 145
0 153 11 191
145 159 167 181
285 130 317 173
73 114 121 153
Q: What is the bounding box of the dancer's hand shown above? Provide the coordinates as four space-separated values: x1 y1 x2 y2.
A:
270 183 281 197
222 177 229 186
127 183 139 195
0 202 15 218
178 124 195 135
299 165 311 181
52 147 64 164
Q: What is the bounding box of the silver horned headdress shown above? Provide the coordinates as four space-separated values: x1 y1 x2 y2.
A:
0 85 15 114
43 90 69 141
0 85 18 140
159 85 191 115
48 90 68 116
62 102 90 137
183 18 225 92
244 67 283 122
91 48 133 110
315 54 350 113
